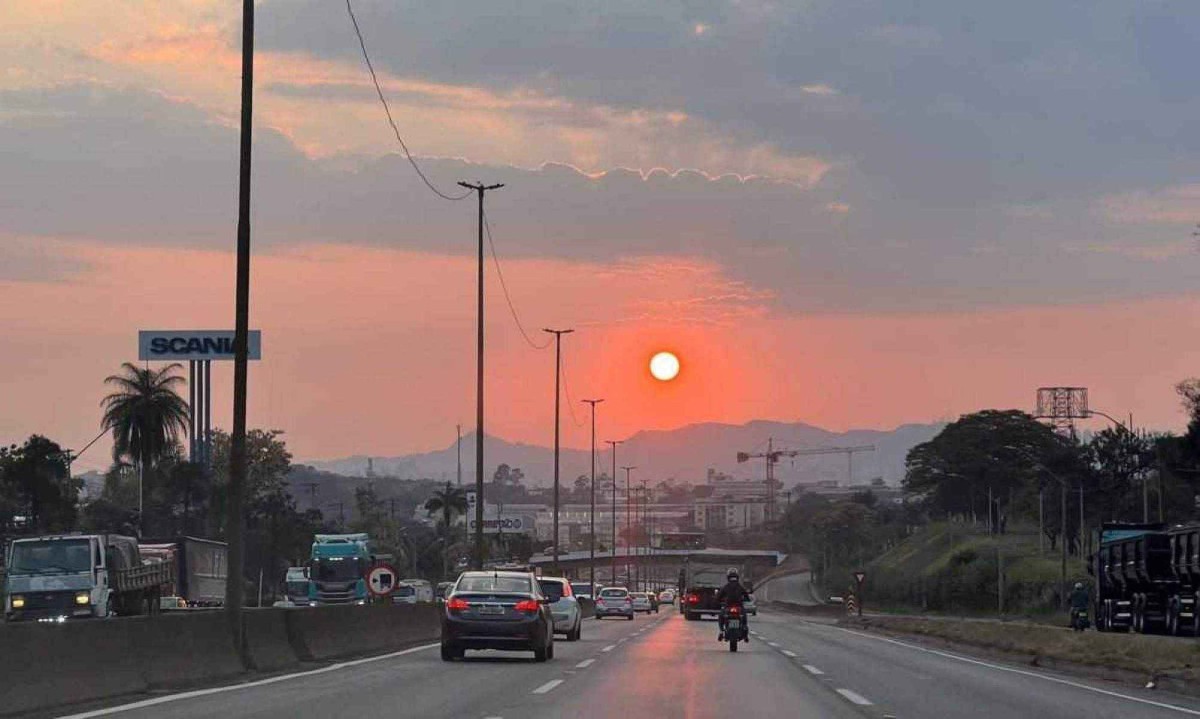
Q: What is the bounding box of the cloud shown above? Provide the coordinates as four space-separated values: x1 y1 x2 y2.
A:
800 84 839 96
1098 184 1200 225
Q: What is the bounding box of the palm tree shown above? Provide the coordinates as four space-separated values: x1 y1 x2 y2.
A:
424 482 468 578
100 362 190 532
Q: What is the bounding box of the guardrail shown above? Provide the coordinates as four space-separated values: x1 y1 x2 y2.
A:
0 603 440 717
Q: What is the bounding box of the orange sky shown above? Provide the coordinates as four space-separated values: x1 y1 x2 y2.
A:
3 239 1197 472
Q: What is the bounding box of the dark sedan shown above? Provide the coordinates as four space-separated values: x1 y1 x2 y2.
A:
440 570 555 662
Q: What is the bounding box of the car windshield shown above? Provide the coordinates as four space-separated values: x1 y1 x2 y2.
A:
456 576 531 594
311 557 363 582
9 539 91 575
599 589 626 598
395 586 414 597
538 580 565 601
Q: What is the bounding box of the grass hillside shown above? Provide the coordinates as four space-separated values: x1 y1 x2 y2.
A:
826 522 1089 616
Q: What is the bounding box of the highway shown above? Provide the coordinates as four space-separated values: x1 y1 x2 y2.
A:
54 603 1200 719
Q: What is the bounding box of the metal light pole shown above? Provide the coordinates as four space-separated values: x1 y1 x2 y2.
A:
458 181 504 570
582 399 604 593
544 328 573 573
605 439 623 584
622 465 636 584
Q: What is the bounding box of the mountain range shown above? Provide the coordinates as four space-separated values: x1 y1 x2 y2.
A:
303 420 944 490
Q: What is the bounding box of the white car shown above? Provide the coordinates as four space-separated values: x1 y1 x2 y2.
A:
744 595 757 616
630 592 653 614
594 587 635 619
658 590 676 604
539 577 582 641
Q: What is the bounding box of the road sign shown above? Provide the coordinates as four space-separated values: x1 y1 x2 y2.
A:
853 571 866 585
139 330 262 361
366 563 398 597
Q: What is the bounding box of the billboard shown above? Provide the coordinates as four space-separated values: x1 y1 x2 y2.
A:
468 515 534 535
139 330 262 361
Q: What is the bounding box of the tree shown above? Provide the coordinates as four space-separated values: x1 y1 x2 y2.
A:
424 482 468 530
0 436 80 533
100 362 189 528
904 410 1071 528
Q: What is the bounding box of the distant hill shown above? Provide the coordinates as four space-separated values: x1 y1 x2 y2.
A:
304 419 943 491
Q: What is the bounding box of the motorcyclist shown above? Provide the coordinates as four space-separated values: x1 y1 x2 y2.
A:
1068 582 1089 627
716 568 751 641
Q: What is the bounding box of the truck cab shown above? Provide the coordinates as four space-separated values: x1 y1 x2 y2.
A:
5 534 138 622
308 534 372 605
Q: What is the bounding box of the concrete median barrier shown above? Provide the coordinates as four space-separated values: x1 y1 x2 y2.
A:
0 617 146 717
0 602 441 717
244 608 301 672
286 603 440 662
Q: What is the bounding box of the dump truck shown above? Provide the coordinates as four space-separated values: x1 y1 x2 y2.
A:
307 533 372 605
1089 522 1200 634
139 536 227 609
680 558 753 621
4 534 171 622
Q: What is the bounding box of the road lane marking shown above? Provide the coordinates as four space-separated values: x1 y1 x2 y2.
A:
532 680 565 695
836 689 873 706
782 650 798 658
54 643 439 718
803 665 824 675
602 644 616 652
768 641 780 647
824 624 1200 716
576 659 596 668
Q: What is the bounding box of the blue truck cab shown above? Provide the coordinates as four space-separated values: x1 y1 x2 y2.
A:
308 533 372 606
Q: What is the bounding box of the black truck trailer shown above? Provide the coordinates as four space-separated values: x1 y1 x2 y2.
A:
1090 522 1200 634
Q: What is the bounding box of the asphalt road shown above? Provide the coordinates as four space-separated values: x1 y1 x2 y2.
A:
57 606 1200 719
756 570 821 605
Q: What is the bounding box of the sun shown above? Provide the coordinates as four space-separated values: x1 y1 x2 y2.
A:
649 351 681 381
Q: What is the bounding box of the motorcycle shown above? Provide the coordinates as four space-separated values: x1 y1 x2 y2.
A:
1071 608 1090 632
721 604 750 652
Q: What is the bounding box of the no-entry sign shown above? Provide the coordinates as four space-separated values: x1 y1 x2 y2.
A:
367 563 398 597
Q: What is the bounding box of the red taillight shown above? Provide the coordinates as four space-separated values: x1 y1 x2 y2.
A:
687 594 699 605
446 597 469 611
624 598 632 605
514 599 540 613
728 606 740 616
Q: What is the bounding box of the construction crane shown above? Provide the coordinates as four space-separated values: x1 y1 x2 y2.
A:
736 440 876 520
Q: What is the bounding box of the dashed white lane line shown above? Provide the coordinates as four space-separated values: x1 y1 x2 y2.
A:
532 680 565 695
483 716 503 719
803 665 825 675
782 650 798 658
767 641 780 648
601 644 616 652
836 689 873 706
576 659 596 668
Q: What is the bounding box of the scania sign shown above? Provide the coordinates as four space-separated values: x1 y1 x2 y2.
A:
138 330 262 361
468 515 533 535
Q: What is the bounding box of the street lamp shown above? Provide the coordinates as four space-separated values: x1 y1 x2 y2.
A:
581 399 604 595
605 439 623 585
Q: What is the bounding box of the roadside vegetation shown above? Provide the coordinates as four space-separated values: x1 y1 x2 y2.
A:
778 378 1200 615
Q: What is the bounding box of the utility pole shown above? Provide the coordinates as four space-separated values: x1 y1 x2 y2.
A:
303 482 319 512
622 466 636 584
640 480 649 592
456 424 462 487
544 328 574 574
582 399 604 593
605 439 623 584
225 0 254 661
458 180 504 570
1061 483 1068 609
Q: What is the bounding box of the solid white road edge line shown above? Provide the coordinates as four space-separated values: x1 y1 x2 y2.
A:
576 659 596 668
836 689 874 706
54 643 440 719
825 623 1200 716
532 679 565 695
803 665 825 675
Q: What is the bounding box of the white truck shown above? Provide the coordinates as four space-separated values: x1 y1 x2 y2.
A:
4 534 171 622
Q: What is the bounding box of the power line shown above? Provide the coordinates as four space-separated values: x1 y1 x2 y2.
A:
559 352 587 428
345 0 471 202
483 210 552 351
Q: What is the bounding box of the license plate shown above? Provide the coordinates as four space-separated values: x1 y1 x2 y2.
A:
478 605 504 615
727 620 740 630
